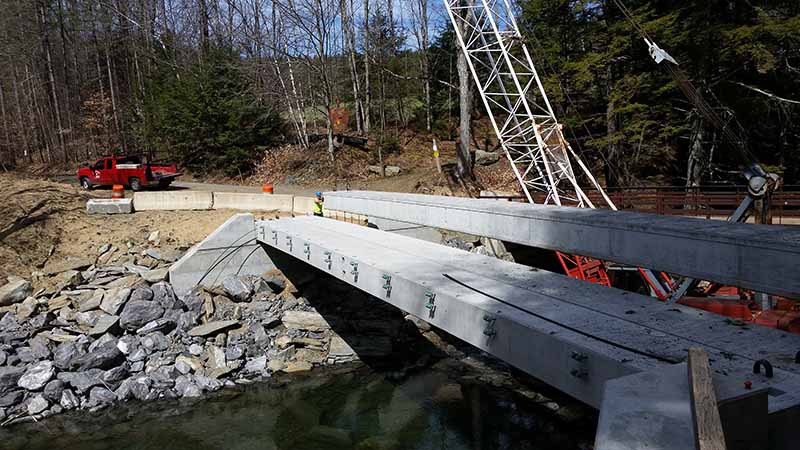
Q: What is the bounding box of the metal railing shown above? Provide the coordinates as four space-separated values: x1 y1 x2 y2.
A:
483 185 800 222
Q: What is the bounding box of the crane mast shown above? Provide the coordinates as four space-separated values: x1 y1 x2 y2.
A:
443 0 621 287
443 0 613 208
443 0 677 295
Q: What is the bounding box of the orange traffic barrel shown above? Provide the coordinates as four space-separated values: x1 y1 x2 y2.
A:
262 184 274 194
111 184 125 199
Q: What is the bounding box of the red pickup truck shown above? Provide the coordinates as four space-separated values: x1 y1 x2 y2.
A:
77 155 181 191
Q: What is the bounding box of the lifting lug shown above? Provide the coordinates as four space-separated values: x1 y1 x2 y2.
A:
285 236 292 251
349 262 359 283
753 359 774 378
271 230 278 244
323 251 332 270
303 243 311 260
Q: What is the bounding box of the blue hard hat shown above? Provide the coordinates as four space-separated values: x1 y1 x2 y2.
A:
315 192 322 197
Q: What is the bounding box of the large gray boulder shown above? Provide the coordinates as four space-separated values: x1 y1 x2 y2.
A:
59 389 80 410
100 288 131 315
0 277 32 306
474 149 500 166
69 344 124 371
43 380 65 403
151 282 179 309
88 386 116 406
26 394 49 415
57 369 105 393
0 367 25 394
129 287 154 303
119 300 164 331
222 276 253 302
53 342 80 370
17 361 55 391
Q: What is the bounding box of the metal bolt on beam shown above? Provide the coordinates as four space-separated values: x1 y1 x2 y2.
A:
285 236 292 251
350 262 359 283
271 230 278 244
303 243 311 260
323 251 332 270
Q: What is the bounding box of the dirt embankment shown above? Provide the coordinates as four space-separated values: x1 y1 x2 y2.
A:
245 131 519 195
0 174 240 280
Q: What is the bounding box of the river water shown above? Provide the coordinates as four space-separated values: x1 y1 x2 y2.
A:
2 367 594 450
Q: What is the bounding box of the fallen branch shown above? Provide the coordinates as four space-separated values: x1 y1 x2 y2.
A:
733 81 800 105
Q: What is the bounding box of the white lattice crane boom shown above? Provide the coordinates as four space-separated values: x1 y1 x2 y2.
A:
443 0 615 209
443 0 673 294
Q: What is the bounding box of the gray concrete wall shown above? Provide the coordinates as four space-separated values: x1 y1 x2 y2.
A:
133 191 214 210
169 213 274 297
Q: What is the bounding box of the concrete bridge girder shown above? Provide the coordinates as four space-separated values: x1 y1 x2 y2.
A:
323 191 800 299
256 216 800 419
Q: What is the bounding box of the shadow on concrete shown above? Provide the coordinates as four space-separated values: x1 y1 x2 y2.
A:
264 244 447 371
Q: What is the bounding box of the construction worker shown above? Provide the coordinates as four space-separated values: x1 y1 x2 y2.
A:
313 192 324 217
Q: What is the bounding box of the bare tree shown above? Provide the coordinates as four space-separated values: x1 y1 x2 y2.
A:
409 0 430 131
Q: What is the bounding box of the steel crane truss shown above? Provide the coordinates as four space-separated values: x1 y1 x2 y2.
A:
443 0 679 293
444 0 610 208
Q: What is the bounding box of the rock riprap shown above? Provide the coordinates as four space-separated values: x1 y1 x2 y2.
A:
0 231 426 427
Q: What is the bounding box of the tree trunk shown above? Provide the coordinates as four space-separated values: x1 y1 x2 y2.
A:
41 2 68 161
456 32 472 178
342 0 363 134
686 114 707 188
363 0 371 135
198 0 210 54
0 81 11 170
605 65 619 187
11 65 31 162
106 45 123 152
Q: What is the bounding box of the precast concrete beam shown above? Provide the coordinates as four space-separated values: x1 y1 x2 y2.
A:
256 216 800 416
323 191 800 298
169 213 274 297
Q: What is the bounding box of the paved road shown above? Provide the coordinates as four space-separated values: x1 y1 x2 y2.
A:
170 181 324 196
52 175 325 197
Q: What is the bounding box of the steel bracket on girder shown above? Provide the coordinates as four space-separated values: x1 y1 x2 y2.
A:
382 274 392 298
483 314 497 338
424 291 437 318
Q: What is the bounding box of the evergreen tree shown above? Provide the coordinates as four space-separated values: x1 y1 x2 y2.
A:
140 49 284 177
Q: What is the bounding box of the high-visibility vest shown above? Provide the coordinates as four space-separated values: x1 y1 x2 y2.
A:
313 199 323 214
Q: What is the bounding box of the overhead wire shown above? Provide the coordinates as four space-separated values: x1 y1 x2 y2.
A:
525 30 625 187
609 0 757 165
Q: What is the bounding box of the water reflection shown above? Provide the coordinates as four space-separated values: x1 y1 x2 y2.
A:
1 368 592 450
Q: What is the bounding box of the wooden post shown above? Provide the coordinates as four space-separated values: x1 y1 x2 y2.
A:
688 347 727 450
